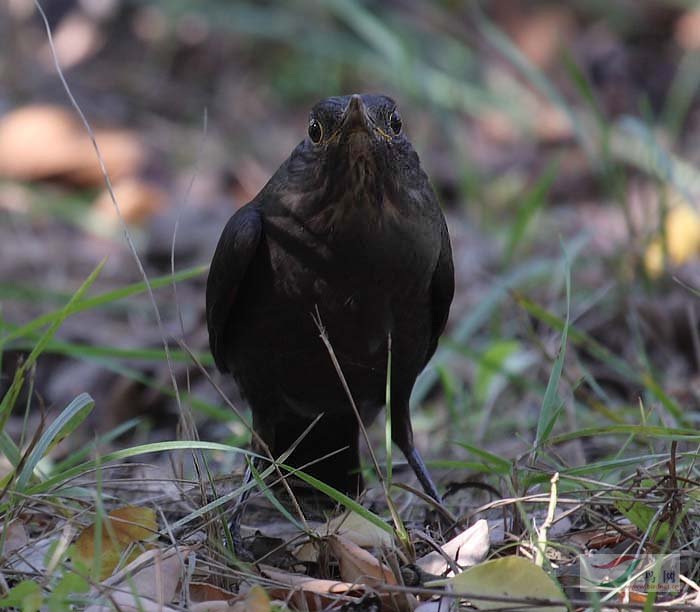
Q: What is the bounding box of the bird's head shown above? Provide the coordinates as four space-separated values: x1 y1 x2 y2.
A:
285 94 418 208
307 93 403 151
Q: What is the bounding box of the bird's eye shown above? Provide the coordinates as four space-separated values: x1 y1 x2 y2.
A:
308 118 323 144
389 110 402 135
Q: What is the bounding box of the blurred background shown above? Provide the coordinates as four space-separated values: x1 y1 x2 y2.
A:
2 0 700 484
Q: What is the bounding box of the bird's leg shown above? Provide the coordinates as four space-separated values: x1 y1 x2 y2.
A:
391 403 442 503
228 458 257 562
404 444 442 503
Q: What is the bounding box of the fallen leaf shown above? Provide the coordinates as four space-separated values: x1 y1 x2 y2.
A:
413 602 445 612
417 519 490 577
85 546 190 612
264 561 416 612
645 193 700 277
450 556 568 611
326 510 394 549
261 564 368 609
39 12 104 70
0 105 146 186
568 524 637 549
294 539 319 563
6 528 53 574
68 128 146 185
189 581 238 603
504 6 575 69
91 177 168 227
675 10 700 50
1 518 29 556
190 603 241 612
328 534 396 587
241 585 271 612
86 592 181 612
74 506 157 580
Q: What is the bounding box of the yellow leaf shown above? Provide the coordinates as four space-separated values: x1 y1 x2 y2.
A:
245 585 271 612
645 198 700 277
450 556 567 611
107 506 157 541
74 506 157 580
666 204 700 264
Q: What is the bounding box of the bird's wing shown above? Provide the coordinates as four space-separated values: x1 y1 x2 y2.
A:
426 215 455 363
206 204 263 373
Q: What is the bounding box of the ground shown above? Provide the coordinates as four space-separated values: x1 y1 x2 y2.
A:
1 1 700 609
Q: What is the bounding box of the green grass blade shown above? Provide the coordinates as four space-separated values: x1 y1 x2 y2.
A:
513 294 685 423
325 0 518 120
662 50 700 144
289 468 394 536
249 459 304 531
548 425 700 445
0 431 21 467
412 259 553 406
51 417 141 473
0 259 106 424
456 442 511 475
534 245 571 451
610 116 700 202
21 441 255 498
0 264 207 348
5 336 213 367
15 392 95 491
503 162 557 265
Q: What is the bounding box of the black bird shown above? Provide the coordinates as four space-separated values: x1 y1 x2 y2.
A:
206 94 454 501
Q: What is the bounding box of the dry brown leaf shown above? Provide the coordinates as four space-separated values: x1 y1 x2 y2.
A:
0 105 146 186
326 511 394 549
190 602 243 612
85 593 181 612
39 13 104 69
328 534 396 587
0 105 81 179
508 7 575 69
100 545 187 590
416 519 490 577
67 128 146 185
91 177 168 227
1 518 29 557
189 581 239 603
261 564 367 609
568 524 637 549
676 10 700 50
190 603 239 612
293 539 319 563
191 586 268 612
85 546 191 612
74 506 157 580
413 602 444 612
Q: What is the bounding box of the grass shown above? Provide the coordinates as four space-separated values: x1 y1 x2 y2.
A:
2 0 700 608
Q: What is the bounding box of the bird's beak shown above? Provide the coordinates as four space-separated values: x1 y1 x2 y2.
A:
341 94 370 135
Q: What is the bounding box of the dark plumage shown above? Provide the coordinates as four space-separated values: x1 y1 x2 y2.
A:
206 94 454 500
